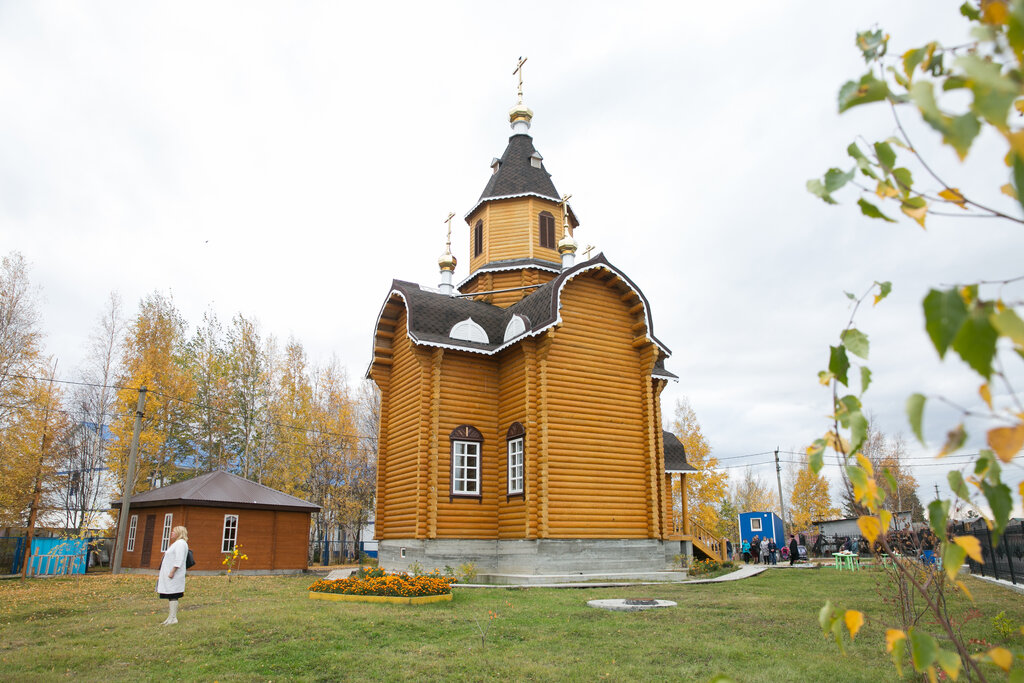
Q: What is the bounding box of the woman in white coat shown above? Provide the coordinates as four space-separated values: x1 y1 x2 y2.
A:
157 525 189 626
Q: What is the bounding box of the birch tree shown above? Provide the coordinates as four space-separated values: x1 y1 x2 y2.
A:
57 292 125 530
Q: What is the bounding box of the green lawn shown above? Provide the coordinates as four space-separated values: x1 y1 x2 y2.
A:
1 567 1021 681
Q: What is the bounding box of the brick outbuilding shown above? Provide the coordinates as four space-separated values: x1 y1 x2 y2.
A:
111 470 319 574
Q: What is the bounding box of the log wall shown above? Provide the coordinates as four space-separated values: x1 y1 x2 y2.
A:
375 308 424 539
544 272 651 538
434 352 500 537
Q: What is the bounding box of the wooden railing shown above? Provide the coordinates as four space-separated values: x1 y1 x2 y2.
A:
692 522 724 560
671 519 726 561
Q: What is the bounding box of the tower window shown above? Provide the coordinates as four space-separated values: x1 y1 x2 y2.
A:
474 220 484 257
539 212 555 249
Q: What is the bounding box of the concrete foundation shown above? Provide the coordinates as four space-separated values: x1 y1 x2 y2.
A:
379 538 683 583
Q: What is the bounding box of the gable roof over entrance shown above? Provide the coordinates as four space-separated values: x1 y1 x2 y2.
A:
110 470 320 513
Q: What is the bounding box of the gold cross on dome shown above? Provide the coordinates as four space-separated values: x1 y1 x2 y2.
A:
582 244 596 259
558 193 573 237
443 212 455 253
513 56 528 105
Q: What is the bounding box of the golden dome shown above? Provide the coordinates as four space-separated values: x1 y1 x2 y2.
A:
438 251 457 271
508 103 534 124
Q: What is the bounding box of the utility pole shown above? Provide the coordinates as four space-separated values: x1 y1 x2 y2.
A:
112 387 146 575
775 447 787 535
934 483 941 501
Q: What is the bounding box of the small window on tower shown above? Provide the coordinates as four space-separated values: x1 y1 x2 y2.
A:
539 212 555 249
474 220 483 257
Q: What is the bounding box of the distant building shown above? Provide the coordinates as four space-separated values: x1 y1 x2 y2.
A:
739 511 785 548
111 470 319 574
812 511 912 538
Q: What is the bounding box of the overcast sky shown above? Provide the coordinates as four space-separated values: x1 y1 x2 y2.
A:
2 2 1022 514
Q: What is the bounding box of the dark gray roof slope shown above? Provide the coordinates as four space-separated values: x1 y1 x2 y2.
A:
664 431 697 472
111 470 320 512
382 253 671 358
479 134 559 201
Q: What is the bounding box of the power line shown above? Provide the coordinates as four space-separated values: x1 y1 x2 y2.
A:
6 373 377 444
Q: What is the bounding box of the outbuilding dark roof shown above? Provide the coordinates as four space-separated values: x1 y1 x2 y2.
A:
478 134 560 201
110 470 320 513
376 253 671 358
663 431 697 473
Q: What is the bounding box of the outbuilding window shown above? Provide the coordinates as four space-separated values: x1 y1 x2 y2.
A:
222 514 239 553
507 422 525 496
126 515 138 552
450 425 483 497
751 518 762 532
160 513 173 552
539 212 555 249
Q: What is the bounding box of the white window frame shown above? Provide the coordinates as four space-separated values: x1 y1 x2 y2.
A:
507 437 524 495
222 514 238 553
452 441 481 496
126 514 138 552
751 517 762 532
160 513 173 552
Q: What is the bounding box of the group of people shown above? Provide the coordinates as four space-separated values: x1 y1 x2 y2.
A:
734 534 802 566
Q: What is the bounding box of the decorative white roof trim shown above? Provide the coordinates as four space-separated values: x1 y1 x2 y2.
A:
554 261 670 356
367 261 672 371
457 260 560 289
449 317 489 344
463 192 560 219
503 315 527 342
652 370 677 380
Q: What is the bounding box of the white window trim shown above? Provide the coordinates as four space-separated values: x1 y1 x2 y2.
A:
507 437 524 495
222 514 238 553
452 440 481 496
751 518 762 532
126 515 138 552
161 513 173 552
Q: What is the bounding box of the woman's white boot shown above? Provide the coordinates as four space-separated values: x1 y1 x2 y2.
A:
162 600 178 625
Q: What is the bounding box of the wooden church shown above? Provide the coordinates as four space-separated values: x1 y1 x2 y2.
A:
367 71 717 579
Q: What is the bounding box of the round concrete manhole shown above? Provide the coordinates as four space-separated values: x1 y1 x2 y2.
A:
587 598 677 612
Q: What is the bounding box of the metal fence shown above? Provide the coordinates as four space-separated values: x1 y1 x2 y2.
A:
308 539 363 566
952 521 1024 585
1 537 25 574
1 536 112 575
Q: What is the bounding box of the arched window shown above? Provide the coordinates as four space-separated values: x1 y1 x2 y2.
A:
449 317 489 344
450 425 483 497
539 212 555 249
506 422 525 496
474 220 484 257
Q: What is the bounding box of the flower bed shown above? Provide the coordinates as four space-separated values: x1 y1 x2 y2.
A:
308 568 455 600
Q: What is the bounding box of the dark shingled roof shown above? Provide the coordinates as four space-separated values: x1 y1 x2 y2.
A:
478 134 560 201
456 257 560 290
664 431 697 472
379 254 671 359
110 470 320 513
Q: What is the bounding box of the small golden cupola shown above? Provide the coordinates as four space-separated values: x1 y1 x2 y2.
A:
459 57 579 307
438 212 457 296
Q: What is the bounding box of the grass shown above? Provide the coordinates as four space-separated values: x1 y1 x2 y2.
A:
1 567 1022 681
